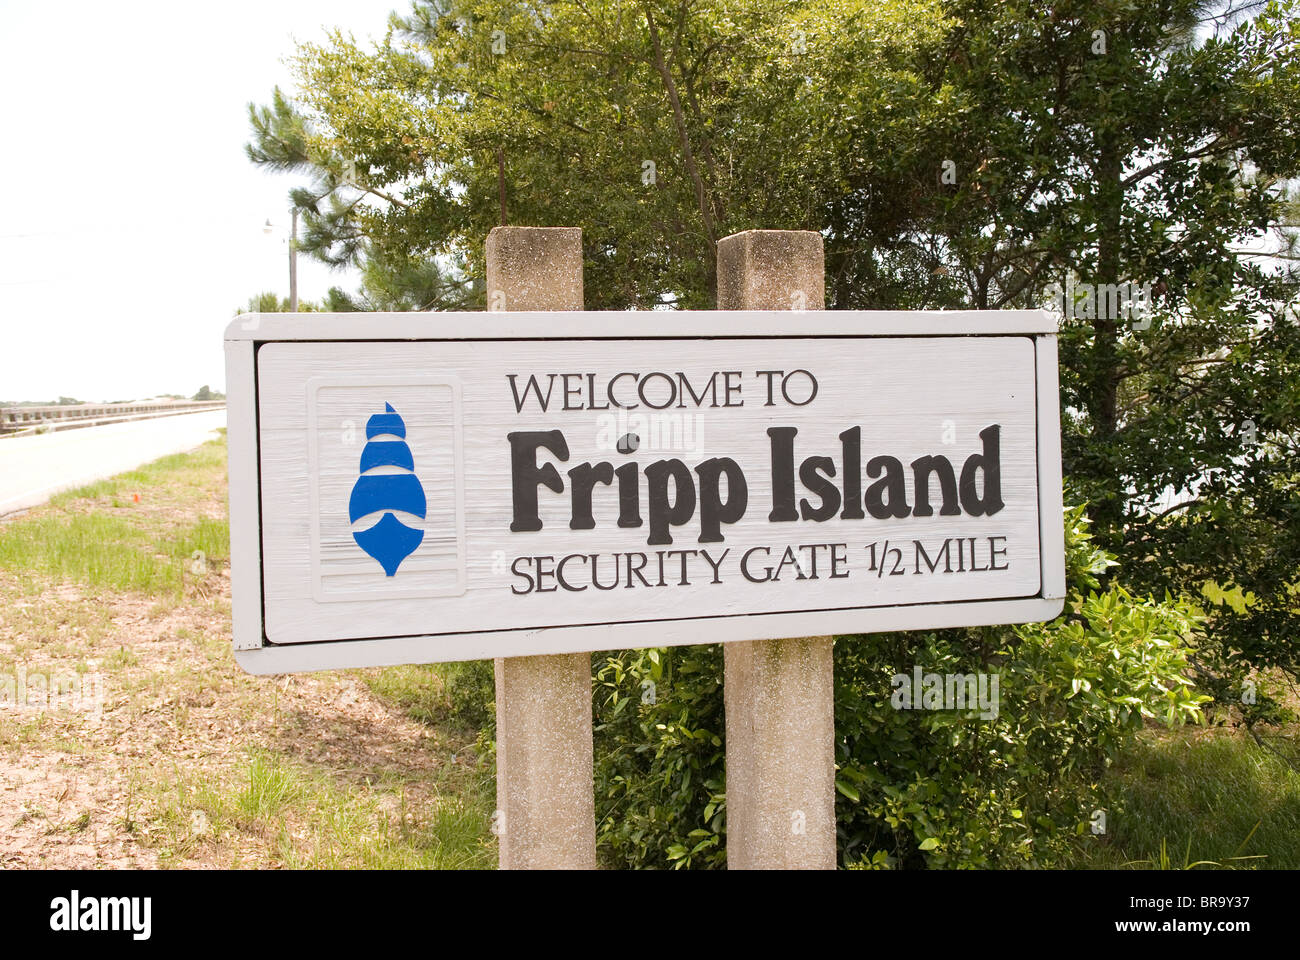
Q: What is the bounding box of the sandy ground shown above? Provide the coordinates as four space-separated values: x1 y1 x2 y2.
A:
0 442 489 869
0 572 478 868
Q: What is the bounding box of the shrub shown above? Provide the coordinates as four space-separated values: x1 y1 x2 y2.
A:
442 659 496 734
593 645 727 869
591 504 1210 868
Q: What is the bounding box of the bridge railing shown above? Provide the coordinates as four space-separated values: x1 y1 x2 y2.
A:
0 400 226 436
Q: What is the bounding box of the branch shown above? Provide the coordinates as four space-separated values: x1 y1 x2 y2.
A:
1121 137 1240 188
642 1 717 254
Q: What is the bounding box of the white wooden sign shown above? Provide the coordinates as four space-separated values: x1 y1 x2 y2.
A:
225 310 1064 674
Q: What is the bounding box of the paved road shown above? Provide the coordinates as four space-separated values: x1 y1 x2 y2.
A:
0 410 227 516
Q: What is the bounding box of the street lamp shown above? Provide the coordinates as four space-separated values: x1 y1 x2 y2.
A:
263 210 299 312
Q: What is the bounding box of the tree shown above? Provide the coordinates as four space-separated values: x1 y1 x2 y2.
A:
247 0 953 307
863 0 1300 696
238 291 304 313
249 0 1300 701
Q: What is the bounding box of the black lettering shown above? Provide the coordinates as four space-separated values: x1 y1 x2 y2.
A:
676 371 719 408
960 425 1004 516
508 431 568 532
561 373 583 410
644 459 696 545
510 555 535 594
830 543 849 578
590 553 620 590
586 373 610 410
700 548 728 584
839 427 865 519
722 371 744 406
767 426 798 521
695 457 748 543
864 455 910 519
615 462 643 528
608 372 639 409
506 374 557 413
625 552 652 588
638 372 677 410
798 456 840 521
534 555 558 592
567 461 614 530
911 456 961 517
740 546 772 582
914 539 952 574
556 554 588 591
989 536 1009 570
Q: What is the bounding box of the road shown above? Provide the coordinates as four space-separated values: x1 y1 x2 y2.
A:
0 410 227 516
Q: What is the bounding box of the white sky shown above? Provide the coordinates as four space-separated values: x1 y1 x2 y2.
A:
0 0 399 402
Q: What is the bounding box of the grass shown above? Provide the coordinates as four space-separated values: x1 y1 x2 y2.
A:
366 666 450 728
1078 726 1300 869
0 441 230 596
0 436 497 869
143 752 495 869
4 432 1295 870
365 660 496 736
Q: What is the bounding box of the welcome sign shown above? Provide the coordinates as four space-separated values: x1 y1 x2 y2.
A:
225 310 1064 674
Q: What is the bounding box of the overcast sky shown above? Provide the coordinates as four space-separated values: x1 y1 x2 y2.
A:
0 0 399 402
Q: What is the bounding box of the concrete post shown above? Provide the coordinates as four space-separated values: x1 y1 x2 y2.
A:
717 229 837 870
486 226 596 869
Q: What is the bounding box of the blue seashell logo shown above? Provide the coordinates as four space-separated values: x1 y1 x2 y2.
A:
348 403 426 576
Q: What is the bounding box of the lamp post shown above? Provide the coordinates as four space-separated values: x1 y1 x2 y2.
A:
263 210 299 312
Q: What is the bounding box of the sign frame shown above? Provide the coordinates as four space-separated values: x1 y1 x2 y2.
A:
225 310 1065 675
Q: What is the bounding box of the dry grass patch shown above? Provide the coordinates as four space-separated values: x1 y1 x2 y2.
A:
0 438 495 869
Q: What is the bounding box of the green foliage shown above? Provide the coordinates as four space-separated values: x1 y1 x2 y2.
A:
441 659 496 733
593 645 727 869
183 751 496 870
249 0 1300 706
897 0 1300 714
367 659 496 733
588 506 1209 868
250 0 954 307
238 291 318 314
243 0 1300 864
833 508 1208 868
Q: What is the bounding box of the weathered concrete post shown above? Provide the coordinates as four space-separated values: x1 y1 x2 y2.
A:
717 229 837 870
485 226 597 869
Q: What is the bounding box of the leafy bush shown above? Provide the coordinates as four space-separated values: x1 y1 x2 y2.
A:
591 505 1210 868
593 646 727 869
835 607 1206 867
441 659 496 734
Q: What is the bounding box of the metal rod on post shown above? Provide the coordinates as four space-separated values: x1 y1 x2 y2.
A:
485 225 597 869
716 229 837 870
497 147 507 226
289 208 299 313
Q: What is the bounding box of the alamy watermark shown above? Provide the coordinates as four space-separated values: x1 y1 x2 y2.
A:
1044 278 1154 328
0 665 104 718
594 409 706 457
50 891 150 941
891 666 1000 720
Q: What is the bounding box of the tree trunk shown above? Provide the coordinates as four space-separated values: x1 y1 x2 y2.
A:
1090 134 1125 546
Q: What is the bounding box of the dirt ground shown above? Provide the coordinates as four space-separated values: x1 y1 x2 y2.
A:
0 571 485 868
0 444 492 869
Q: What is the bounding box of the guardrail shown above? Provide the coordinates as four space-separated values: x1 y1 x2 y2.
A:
0 400 226 437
